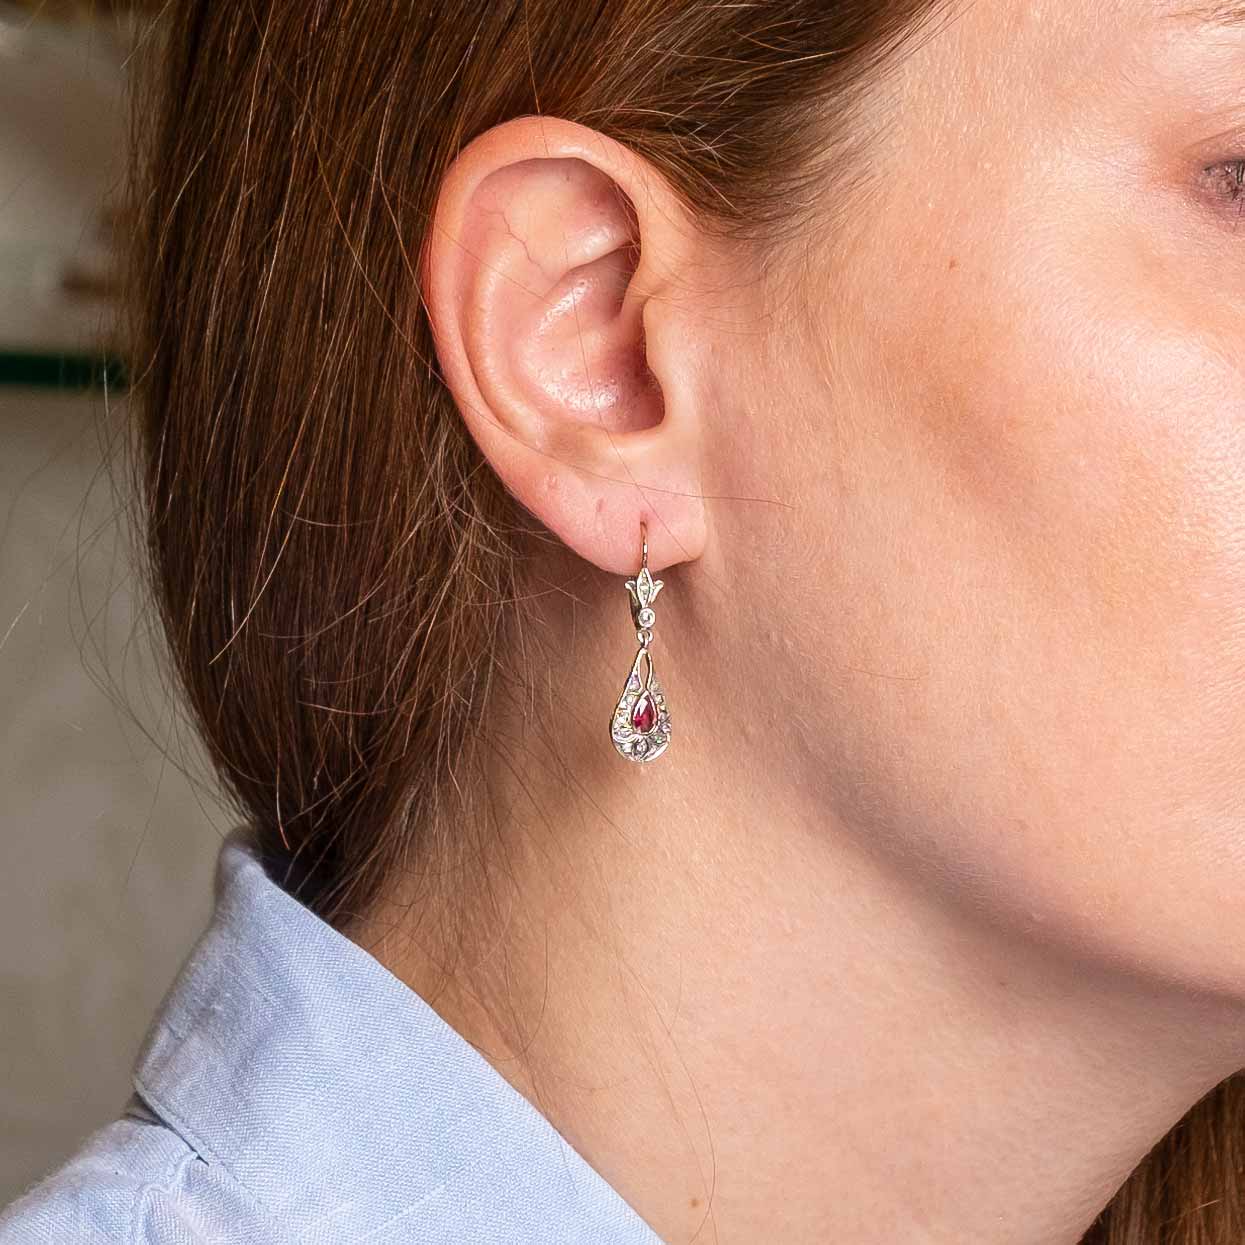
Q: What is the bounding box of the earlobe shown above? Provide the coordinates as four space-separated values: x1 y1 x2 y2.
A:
421 116 707 575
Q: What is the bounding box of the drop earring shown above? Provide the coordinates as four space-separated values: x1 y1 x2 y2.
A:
610 520 673 763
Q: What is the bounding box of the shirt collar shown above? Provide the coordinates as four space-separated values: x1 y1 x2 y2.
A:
133 825 664 1244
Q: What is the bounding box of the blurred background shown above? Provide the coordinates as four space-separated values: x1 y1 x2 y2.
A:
0 0 226 1204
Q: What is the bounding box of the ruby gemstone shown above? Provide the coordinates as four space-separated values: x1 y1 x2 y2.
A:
630 691 658 734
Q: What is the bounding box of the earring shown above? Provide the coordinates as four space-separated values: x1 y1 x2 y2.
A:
610 520 672 763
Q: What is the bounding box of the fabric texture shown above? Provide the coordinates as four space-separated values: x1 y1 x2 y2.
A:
0 826 665 1244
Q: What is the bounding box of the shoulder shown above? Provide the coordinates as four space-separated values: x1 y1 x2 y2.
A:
0 1096 280 1245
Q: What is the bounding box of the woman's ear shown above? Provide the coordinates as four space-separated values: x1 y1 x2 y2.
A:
420 116 707 575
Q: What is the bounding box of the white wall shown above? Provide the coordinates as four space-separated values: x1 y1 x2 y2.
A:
0 7 234 1201
0 379 224 1203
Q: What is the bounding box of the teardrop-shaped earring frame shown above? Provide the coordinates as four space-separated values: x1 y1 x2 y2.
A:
610 522 673 763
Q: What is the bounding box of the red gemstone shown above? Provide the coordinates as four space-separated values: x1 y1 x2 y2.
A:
630 690 657 733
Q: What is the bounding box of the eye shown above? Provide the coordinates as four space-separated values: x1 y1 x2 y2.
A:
1200 158 1245 211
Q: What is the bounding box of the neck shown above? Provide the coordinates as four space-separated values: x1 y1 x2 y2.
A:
355 556 1245 1245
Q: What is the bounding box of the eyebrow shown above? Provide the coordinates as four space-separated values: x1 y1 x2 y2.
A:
1168 0 1245 26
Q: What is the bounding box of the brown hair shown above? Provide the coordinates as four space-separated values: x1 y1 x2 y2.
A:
126 2 1245 1240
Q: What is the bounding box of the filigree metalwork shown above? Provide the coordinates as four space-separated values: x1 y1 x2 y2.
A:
610 522 672 763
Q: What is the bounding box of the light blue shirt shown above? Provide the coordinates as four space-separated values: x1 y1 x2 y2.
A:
0 827 665 1243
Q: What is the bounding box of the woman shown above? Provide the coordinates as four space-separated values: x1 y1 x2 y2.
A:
6 0 1245 1240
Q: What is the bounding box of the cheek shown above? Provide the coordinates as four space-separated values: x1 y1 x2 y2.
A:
897 216 1245 677
803 216 1245 988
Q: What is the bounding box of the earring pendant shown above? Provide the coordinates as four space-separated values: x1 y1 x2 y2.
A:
610 521 672 763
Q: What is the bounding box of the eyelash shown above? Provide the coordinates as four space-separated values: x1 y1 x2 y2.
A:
1204 158 1245 202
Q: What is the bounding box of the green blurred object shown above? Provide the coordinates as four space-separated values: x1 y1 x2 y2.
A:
0 351 128 392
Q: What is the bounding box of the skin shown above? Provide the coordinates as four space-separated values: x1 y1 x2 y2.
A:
362 0 1245 1240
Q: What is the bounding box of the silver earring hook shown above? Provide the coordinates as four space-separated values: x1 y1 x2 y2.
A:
640 519 648 572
